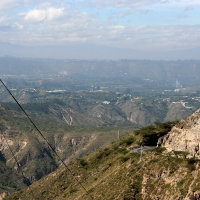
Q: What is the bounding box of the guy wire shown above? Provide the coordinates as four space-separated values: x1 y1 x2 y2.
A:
0 79 94 200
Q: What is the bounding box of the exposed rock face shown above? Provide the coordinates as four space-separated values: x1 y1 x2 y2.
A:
160 109 200 158
0 192 8 200
89 104 126 121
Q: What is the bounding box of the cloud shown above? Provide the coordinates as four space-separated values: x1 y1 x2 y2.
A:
23 7 64 22
81 0 200 8
37 2 52 9
185 6 194 11
0 17 6 23
0 22 23 32
15 22 23 29
125 25 200 51
84 0 158 8
0 0 42 10
118 9 135 18
0 0 200 58
157 0 200 6
0 0 18 10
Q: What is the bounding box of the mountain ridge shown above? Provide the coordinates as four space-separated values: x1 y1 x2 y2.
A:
0 42 200 60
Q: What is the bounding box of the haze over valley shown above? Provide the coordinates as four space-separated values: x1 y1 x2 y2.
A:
1 0 200 199
0 57 200 199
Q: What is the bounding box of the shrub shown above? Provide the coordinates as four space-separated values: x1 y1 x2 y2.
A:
151 147 166 154
122 136 135 146
187 158 196 171
120 156 130 163
79 159 88 167
116 148 129 155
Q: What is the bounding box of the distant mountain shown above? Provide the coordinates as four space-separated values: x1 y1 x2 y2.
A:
0 42 200 60
1 57 200 85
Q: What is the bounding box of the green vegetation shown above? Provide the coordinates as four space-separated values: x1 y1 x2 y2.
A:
6 120 200 200
135 121 177 146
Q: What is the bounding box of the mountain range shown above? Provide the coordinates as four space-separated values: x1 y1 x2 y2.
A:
1 42 200 60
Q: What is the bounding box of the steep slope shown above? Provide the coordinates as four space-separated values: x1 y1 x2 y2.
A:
88 104 126 121
164 102 193 122
0 103 132 195
3 99 136 127
160 108 200 158
119 101 165 126
0 104 58 182
6 121 200 200
2 89 195 128
0 151 26 196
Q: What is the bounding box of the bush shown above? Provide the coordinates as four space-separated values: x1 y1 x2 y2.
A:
122 136 135 146
187 158 196 171
96 148 113 159
116 148 129 155
120 156 130 163
79 159 88 167
151 147 166 154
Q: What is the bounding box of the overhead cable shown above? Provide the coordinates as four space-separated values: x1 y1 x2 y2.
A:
0 79 93 200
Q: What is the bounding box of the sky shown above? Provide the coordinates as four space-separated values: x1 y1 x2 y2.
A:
0 0 200 59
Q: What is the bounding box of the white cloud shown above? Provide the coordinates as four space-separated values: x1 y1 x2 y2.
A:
118 9 135 18
125 25 200 51
0 16 6 23
83 0 200 8
85 0 158 8
110 25 125 30
0 0 199 57
0 0 18 10
14 22 23 29
37 2 52 9
23 7 64 22
157 0 200 6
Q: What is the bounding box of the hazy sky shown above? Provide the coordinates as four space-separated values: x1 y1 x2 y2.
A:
0 0 200 59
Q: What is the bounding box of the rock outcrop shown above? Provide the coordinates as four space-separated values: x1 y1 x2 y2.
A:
0 192 8 200
159 109 200 158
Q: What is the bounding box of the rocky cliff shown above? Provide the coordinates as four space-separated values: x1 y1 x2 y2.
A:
159 108 200 158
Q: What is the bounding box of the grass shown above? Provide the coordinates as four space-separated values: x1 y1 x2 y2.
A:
4 118 197 200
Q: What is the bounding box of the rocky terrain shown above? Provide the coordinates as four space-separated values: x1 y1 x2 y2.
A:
0 103 131 195
4 120 200 200
2 89 194 128
159 108 200 158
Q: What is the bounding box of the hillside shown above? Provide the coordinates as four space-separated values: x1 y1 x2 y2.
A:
0 103 133 194
6 121 200 200
2 90 194 128
0 152 26 196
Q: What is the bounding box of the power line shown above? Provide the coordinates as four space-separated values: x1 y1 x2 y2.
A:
0 79 94 200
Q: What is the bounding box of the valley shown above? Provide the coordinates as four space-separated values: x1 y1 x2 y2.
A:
1 58 200 199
